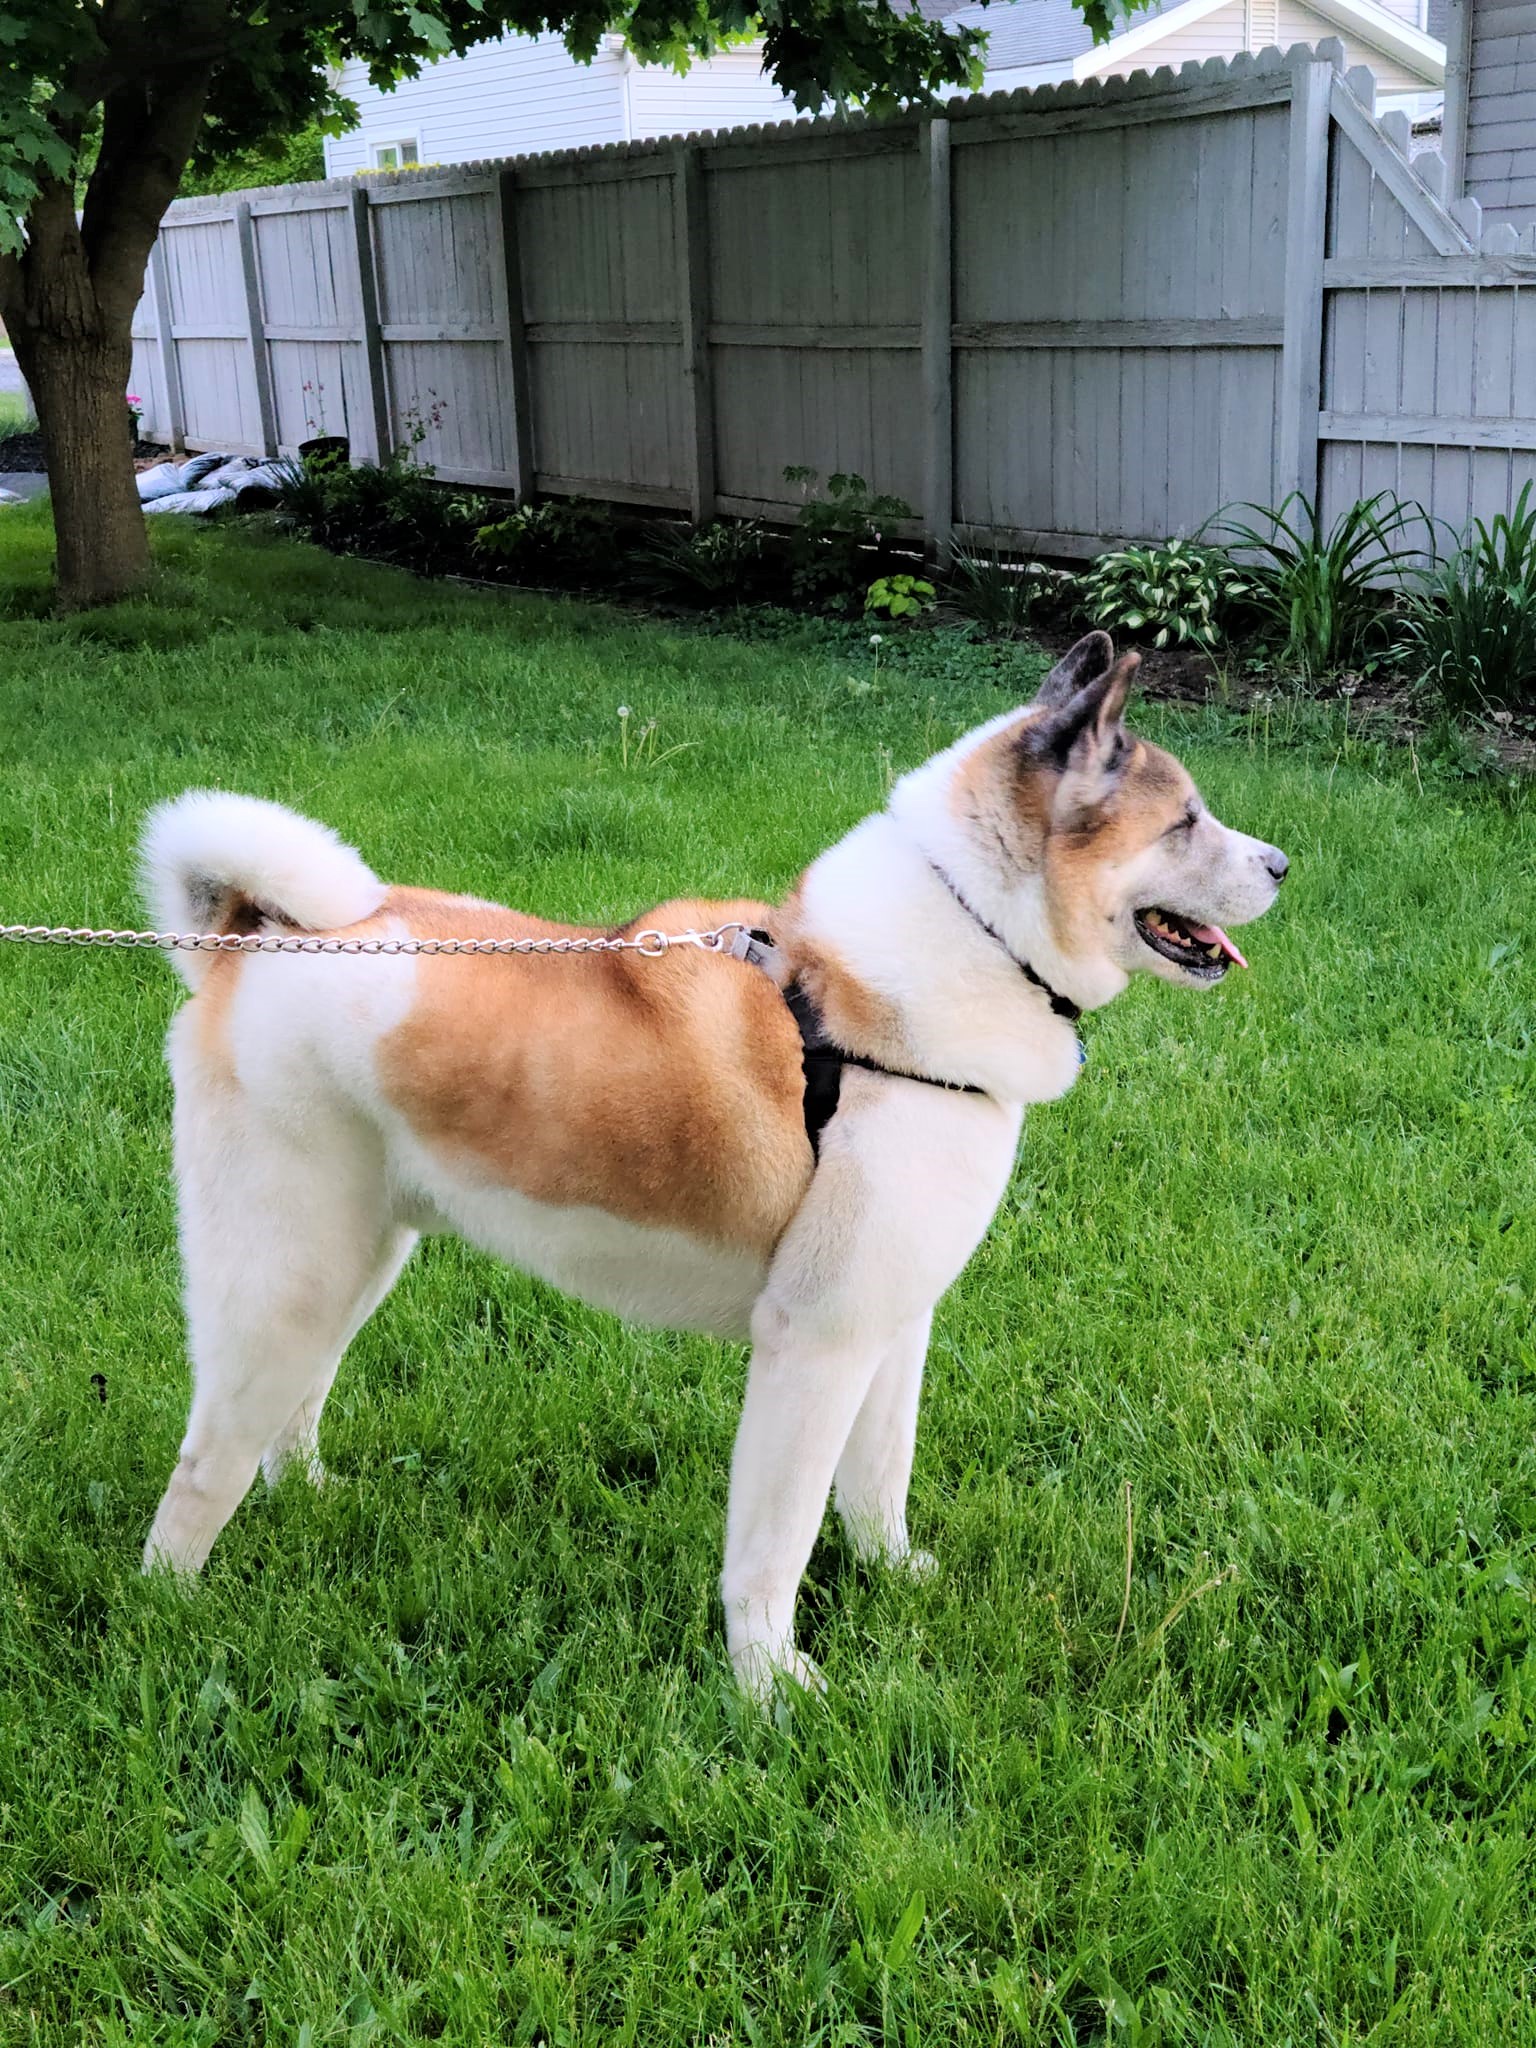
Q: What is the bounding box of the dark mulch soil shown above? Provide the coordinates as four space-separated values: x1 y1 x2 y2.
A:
1027 620 1536 773
0 429 46 470
0 434 169 472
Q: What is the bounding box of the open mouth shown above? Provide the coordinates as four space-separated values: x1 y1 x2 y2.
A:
1134 907 1249 979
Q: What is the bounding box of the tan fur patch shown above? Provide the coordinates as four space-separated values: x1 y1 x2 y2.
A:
774 886 907 1065
948 711 1053 876
374 888 815 1258
1041 737 1198 953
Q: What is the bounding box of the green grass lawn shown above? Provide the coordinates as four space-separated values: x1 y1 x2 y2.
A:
0 388 35 439
2 501 1534 2044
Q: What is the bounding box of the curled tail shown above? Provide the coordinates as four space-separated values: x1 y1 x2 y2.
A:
139 792 387 989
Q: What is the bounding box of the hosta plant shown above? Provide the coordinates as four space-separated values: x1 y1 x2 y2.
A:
864 574 936 621
1079 538 1248 649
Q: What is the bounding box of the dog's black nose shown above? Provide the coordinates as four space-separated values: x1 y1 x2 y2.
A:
1265 848 1289 883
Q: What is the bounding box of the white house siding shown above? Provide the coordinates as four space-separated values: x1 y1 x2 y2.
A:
1135 0 1254 61
1274 1 1429 88
323 35 624 174
1070 0 1431 94
981 58 1078 88
1464 0 1536 227
622 49 803 136
324 37 800 174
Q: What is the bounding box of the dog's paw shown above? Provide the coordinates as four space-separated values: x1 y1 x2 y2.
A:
732 1641 826 1716
898 1547 939 1581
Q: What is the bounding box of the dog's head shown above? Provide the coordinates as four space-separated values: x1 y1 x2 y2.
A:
942 631 1288 999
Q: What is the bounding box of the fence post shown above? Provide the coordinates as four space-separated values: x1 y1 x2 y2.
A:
921 116 954 569
1440 0 1472 204
233 199 278 455
675 144 716 524
493 167 536 500
346 186 392 465
1277 59 1332 507
148 234 186 453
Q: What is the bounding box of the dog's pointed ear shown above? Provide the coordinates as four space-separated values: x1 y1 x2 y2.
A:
1032 630 1115 711
1021 649 1140 775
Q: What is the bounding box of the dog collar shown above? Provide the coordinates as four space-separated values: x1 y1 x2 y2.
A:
923 859 1082 1025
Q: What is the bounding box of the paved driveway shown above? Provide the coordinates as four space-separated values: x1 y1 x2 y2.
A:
0 349 31 401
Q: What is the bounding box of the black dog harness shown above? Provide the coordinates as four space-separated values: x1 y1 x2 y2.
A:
727 889 1081 1157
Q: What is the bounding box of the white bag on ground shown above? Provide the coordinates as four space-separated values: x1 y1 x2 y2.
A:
135 463 186 502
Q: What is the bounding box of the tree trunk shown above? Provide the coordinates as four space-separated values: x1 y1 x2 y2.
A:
13 325 150 611
2 61 213 613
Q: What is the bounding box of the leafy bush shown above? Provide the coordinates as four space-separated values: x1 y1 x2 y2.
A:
783 466 912 608
864 574 935 621
475 497 615 584
946 548 1049 637
275 454 486 575
1079 537 1248 649
629 519 770 605
1213 492 1423 675
1400 482 1536 712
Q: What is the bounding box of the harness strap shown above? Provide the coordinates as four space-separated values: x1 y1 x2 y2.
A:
782 972 987 1158
727 926 993 1159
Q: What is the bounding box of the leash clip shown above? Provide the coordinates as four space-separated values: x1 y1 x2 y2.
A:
726 925 789 984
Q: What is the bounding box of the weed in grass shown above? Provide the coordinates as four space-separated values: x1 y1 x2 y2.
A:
1 499 1534 2041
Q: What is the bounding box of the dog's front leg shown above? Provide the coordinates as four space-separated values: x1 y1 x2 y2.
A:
721 1314 890 1705
834 1311 935 1576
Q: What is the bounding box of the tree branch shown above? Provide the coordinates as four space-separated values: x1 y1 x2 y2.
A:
82 65 215 324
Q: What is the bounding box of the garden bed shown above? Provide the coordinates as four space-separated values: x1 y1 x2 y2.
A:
252 452 1536 774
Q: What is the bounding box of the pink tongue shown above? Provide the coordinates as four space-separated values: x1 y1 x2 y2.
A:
1188 922 1248 969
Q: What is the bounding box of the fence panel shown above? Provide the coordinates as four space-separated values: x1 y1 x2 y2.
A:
161 213 268 452
250 197 368 452
706 129 925 517
951 87 1290 550
369 176 517 485
1318 77 1536 552
519 155 687 504
129 50 1536 562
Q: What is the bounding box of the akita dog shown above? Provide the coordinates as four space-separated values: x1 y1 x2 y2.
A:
140 631 1287 1701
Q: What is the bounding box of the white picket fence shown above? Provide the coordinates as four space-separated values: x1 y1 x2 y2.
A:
130 42 1536 559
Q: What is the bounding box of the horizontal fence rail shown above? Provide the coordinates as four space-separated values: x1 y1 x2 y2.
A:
129 44 1536 563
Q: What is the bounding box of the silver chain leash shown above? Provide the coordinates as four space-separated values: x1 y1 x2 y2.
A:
0 920 750 960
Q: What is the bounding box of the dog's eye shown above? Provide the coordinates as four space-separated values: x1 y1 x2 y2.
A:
1165 809 1198 837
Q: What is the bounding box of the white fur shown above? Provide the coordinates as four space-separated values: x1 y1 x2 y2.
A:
140 693 1285 1706
140 791 387 988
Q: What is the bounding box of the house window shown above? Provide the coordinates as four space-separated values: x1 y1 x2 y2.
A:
371 138 420 170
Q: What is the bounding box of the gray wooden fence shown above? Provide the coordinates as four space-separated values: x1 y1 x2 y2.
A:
130 42 1536 561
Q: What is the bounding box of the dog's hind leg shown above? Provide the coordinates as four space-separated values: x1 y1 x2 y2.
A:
834 1311 935 1576
260 1224 418 1490
144 1035 406 1575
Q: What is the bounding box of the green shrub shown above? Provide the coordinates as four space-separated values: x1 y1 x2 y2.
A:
275 455 485 575
945 548 1050 637
1400 482 1536 713
864 574 935 621
475 497 615 583
1213 492 1423 676
1079 537 1248 649
783 466 912 608
629 519 770 605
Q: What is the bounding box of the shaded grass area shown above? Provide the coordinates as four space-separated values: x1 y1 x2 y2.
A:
1 502 1534 2044
0 388 36 438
